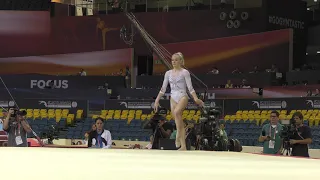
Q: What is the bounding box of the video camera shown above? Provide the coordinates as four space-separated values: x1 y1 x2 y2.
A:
280 118 297 140
193 107 242 152
9 107 27 118
147 107 167 129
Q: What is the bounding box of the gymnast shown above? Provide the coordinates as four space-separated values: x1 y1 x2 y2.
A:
154 52 204 151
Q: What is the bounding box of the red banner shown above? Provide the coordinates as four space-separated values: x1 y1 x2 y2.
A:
153 29 292 74
0 49 133 75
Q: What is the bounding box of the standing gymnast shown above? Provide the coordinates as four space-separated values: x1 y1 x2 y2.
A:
154 52 204 150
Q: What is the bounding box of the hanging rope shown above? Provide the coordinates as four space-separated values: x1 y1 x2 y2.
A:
125 12 208 105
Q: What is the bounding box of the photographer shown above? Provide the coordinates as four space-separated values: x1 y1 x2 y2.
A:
290 112 312 157
143 112 173 149
258 111 283 155
2 108 31 147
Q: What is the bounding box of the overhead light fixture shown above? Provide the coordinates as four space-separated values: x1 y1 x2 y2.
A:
306 53 308 55
307 8 310 10
317 51 320 54
314 0 318 2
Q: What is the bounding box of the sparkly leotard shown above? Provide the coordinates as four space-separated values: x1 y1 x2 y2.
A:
159 69 195 103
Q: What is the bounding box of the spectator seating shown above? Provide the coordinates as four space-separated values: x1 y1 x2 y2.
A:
92 109 201 122
1 107 319 149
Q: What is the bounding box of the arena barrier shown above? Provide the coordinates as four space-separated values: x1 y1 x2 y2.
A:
0 97 320 117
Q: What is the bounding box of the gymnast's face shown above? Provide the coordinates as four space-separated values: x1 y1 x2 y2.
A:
172 55 181 68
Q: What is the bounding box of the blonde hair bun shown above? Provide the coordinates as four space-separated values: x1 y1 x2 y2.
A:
174 52 185 66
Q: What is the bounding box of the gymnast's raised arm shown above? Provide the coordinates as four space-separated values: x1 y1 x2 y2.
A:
154 71 169 112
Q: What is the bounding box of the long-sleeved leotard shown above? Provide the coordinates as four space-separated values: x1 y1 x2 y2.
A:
159 69 195 103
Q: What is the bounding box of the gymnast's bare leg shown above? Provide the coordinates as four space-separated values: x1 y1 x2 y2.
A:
170 98 180 147
171 96 188 150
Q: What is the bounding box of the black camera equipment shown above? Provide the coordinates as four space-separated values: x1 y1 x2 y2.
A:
40 125 60 145
280 118 297 156
9 107 27 118
194 107 242 152
143 107 167 148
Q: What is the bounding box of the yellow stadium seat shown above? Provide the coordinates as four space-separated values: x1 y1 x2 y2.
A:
106 115 113 120
141 114 147 120
186 115 192 121
193 115 199 123
48 114 55 119
183 110 189 115
314 117 320 126
56 116 61 122
224 115 230 120
242 115 249 120
62 113 68 119
301 110 307 115
108 110 114 115
289 110 296 114
248 110 254 114
261 110 267 114
279 114 286 120
76 114 82 119
101 110 107 116
122 110 128 115
189 110 196 115
121 113 128 118
242 110 248 114
254 110 261 114
135 114 141 120
182 114 187 120
92 115 99 119
196 110 201 115
280 110 287 115
236 110 242 115
254 114 261 119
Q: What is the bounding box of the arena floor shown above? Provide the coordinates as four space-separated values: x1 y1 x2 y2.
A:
2 147 320 180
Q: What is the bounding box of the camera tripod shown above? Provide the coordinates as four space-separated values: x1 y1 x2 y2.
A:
151 124 164 149
281 140 292 156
